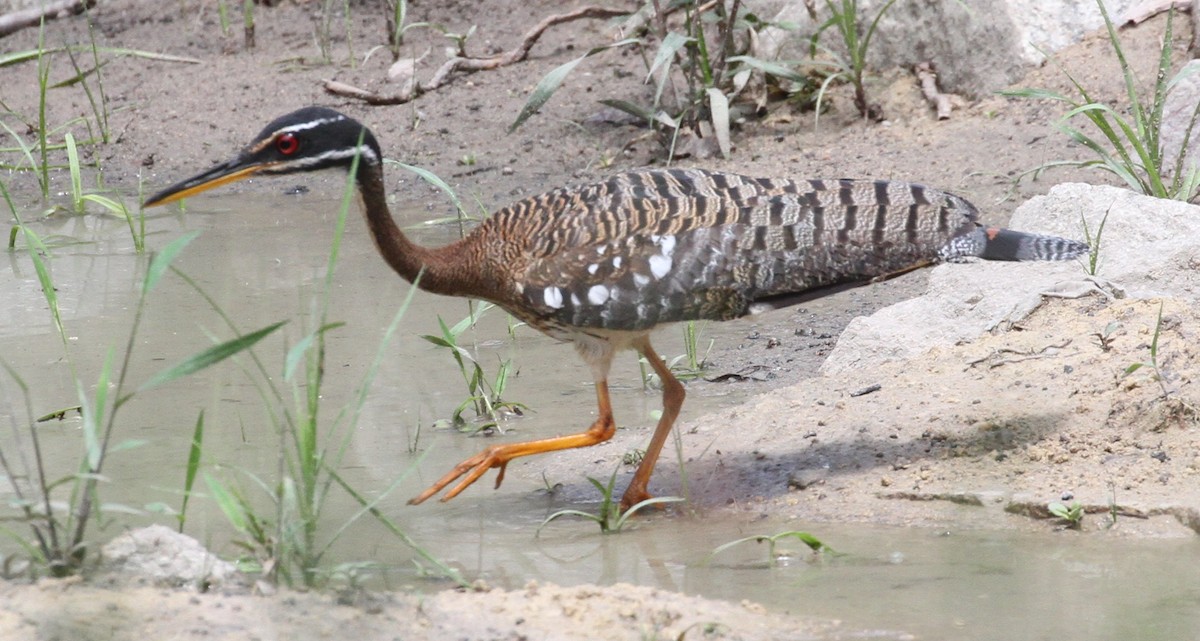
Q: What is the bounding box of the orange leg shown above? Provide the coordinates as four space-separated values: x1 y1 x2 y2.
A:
409 376 617 505
619 339 686 510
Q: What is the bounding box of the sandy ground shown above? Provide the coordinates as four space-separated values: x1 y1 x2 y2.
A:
1 1 1198 639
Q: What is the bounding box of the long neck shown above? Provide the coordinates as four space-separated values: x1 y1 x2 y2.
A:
355 162 482 297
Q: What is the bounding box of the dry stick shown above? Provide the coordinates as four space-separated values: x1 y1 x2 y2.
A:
916 61 953 120
324 5 632 106
0 0 95 38
965 339 1074 369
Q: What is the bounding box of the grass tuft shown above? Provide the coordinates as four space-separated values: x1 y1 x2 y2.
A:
1002 2 1200 201
537 466 683 536
711 530 834 566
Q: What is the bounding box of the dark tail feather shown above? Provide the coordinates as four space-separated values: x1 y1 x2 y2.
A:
939 227 1089 262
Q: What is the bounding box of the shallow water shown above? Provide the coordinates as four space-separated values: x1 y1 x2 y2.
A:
2 189 1197 640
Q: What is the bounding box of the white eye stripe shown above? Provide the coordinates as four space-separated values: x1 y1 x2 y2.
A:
276 116 346 135
285 146 378 167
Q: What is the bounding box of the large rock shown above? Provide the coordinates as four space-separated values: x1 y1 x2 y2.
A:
820 183 1200 375
1160 59 1200 181
101 525 239 588
756 0 1140 97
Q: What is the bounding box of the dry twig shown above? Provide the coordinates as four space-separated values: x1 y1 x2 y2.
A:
325 5 631 106
916 62 954 120
0 0 94 38
966 339 1074 369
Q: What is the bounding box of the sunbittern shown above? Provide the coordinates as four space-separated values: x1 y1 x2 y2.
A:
144 106 1088 510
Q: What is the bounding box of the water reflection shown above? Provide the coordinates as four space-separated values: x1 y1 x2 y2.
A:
2 191 1197 641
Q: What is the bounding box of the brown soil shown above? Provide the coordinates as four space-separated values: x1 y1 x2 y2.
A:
1 1 1197 640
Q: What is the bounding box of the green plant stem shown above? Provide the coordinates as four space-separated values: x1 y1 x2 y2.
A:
67 246 156 555
36 22 51 199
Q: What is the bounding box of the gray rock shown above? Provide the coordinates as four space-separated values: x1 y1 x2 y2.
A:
101 525 238 588
755 0 1139 97
1159 59 1200 182
820 183 1200 375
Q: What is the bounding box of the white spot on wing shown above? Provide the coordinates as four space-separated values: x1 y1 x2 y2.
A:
659 234 676 256
544 287 564 309
634 273 650 287
612 256 622 269
587 264 599 275
587 285 610 305
571 293 581 306
649 254 672 279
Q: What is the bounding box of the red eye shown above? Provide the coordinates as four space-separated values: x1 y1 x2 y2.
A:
276 133 299 155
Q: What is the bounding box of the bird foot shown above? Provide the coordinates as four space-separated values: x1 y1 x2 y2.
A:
619 484 655 512
408 446 512 505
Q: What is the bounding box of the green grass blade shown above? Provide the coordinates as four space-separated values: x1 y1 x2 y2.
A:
647 32 690 83
615 496 684 528
178 410 205 531
1057 125 1143 190
203 472 248 533
0 47 63 67
537 509 602 533
647 31 691 105
1146 9 1174 166
450 301 491 335
50 60 106 89
143 230 200 294
385 159 466 217
1058 104 1149 191
324 465 467 587
596 98 655 121
284 322 345 382
726 55 812 83
65 133 83 212
1094 0 1143 134
13 224 67 342
140 321 286 391
90 47 203 64
711 535 765 557
80 194 128 218
107 438 147 455
509 38 640 132
75 347 114 470
284 332 318 383
998 87 1075 103
781 530 830 553
0 121 41 182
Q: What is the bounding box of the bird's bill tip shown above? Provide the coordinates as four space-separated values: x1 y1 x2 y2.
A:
143 161 266 208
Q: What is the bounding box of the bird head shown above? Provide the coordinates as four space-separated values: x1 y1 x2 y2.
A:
144 106 382 207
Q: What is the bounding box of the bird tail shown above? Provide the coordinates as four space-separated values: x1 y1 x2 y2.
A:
939 227 1089 262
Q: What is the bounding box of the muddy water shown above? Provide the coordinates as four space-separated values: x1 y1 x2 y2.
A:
3 190 1197 640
